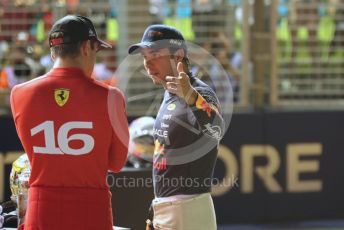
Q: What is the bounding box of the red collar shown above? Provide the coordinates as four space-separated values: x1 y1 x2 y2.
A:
48 67 89 78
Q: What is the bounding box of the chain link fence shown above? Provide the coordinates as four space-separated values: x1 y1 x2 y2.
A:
0 0 343 115
273 0 344 107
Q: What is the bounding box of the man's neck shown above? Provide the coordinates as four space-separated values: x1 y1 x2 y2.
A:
53 57 89 77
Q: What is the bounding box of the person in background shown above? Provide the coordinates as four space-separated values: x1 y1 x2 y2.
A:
0 46 32 89
210 32 241 102
92 42 118 86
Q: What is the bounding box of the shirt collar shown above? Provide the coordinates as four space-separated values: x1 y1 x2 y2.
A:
48 67 88 78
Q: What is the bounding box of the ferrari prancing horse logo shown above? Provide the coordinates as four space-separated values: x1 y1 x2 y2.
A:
54 88 70 107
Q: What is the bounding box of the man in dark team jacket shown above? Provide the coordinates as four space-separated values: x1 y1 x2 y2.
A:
128 24 224 230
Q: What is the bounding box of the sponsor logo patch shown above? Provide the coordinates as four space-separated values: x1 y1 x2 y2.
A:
202 123 222 141
167 103 176 111
154 139 165 155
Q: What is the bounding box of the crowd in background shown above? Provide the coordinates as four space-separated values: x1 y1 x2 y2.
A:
0 0 243 92
0 0 343 108
0 1 119 91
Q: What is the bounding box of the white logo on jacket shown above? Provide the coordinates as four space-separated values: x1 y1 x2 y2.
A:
202 123 222 141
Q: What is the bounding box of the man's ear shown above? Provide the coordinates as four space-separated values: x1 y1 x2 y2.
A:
50 52 55 61
174 48 185 62
81 40 90 56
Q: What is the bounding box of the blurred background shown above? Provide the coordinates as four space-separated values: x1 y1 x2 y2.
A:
0 0 344 229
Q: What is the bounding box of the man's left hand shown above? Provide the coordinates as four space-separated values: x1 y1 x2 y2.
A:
166 62 198 105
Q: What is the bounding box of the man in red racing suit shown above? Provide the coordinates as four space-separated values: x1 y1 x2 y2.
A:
10 15 129 230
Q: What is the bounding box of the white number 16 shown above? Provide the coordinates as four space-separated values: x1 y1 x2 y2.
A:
30 121 95 155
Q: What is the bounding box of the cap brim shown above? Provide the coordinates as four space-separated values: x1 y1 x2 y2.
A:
98 38 112 50
128 44 142 55
128 40 187 55
128 42 159 55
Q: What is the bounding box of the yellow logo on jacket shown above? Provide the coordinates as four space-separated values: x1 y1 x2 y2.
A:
154 139 165 155
54 88 70 107
167 103 176 111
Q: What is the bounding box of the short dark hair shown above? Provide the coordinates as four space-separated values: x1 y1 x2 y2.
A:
50 32 82 58
169 47 191 74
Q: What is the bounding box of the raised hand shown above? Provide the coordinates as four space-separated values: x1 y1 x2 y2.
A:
166 62 198 105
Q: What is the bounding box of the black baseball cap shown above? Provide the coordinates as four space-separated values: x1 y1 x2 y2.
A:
128 24 187 55
49 15 112 50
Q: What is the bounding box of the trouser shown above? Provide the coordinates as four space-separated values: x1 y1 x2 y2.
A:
152 193 216 230
25 186 113 230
